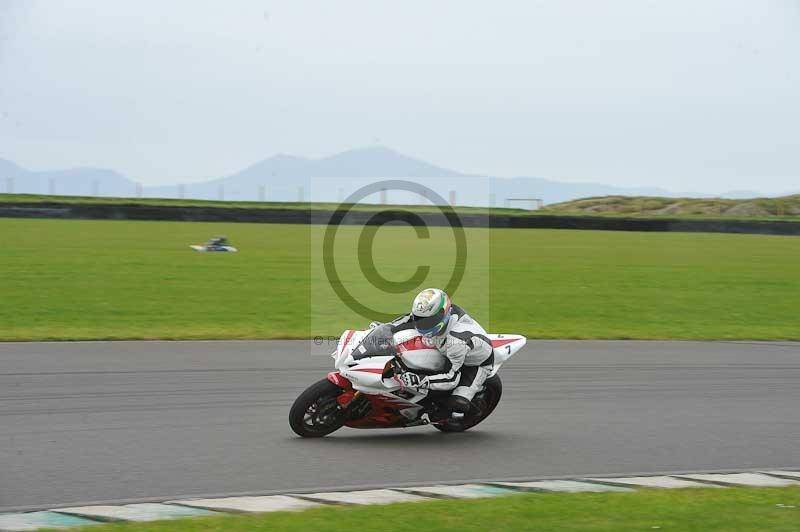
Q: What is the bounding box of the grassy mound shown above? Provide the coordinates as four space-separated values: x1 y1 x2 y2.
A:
544 194 800 219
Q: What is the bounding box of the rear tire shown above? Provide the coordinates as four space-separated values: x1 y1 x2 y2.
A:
289 379 346 438
434 375 503 433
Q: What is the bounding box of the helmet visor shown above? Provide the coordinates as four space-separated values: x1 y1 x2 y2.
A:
412 308 450 336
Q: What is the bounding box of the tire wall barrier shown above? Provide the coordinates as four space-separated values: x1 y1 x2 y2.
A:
1 202 799 236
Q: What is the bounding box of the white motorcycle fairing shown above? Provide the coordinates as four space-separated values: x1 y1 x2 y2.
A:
331 328 526 420
288 326 526 436
190 244 238 252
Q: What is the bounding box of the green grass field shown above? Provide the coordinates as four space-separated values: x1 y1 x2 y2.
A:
49 487 800 532
1 217 798 341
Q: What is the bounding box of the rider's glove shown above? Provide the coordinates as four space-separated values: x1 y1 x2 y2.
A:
398 371 428 389
368 321 382 329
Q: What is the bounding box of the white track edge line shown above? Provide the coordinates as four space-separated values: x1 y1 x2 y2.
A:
2 466 798 515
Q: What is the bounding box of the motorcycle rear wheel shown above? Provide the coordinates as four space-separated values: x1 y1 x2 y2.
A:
289 379 346 437
434 375 503 433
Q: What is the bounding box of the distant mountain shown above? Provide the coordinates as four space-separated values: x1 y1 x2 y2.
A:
0 157 137 197
0 148 787 206
314 147 463 178
144 147 466 202
0 158 24 177
143 147 674 205
488 176 671 206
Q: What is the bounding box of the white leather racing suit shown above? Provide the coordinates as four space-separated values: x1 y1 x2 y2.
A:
390 304 493 403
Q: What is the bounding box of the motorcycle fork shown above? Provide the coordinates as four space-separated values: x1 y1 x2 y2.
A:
343 391 371 420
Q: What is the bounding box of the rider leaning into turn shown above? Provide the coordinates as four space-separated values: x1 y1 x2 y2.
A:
387 288 493 416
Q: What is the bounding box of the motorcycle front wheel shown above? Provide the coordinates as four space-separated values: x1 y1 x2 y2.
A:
434 374 503 433
289 379 346 437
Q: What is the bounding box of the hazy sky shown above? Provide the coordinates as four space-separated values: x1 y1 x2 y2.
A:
1 0 798 193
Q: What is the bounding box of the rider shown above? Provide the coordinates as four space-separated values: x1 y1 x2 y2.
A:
388 288 493 416
207 236 227 249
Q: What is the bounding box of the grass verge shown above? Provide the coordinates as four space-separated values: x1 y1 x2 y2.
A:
0 193 526 216
5 193 800 221
51 487 800 532
1 217 799 341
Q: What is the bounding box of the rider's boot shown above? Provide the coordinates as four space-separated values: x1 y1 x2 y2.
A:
446 395 473 416
447 394 486 418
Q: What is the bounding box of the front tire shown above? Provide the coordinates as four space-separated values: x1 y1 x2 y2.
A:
434 375 503 433
289 379 346 437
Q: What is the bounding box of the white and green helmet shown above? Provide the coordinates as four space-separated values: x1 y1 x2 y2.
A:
411 288 453 337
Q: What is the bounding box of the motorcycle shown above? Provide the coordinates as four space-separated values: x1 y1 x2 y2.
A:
289 325 526 437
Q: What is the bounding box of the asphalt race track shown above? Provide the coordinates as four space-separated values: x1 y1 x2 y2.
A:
1 340 799 512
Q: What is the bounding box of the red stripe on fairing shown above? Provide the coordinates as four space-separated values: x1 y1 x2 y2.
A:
353 368 384 374
491 338 517 348
327 371 353 390
342 329 355 348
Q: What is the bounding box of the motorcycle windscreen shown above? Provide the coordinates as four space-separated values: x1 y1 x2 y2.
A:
352 324 396 360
